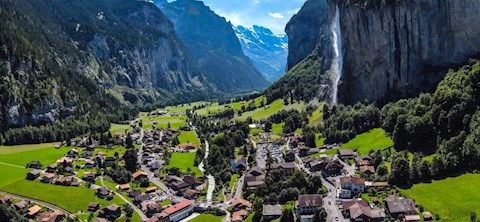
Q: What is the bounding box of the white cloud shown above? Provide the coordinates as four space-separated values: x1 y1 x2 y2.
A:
268 12 284 19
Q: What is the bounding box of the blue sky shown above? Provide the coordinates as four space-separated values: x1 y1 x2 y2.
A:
168 0 306 34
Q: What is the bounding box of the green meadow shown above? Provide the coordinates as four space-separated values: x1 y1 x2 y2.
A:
166 152 202 176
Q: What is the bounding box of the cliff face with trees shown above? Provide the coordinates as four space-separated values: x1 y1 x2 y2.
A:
0 0 213 144
268 0 480 104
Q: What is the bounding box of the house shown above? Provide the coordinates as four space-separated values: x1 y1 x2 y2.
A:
128 190 142 198
41 173 55 183
231 157 247 170
146 186 157 193
1 195 12 204
262 204 282 221
84 160 96 169
27 170 42 180
183 175 203 187
56 157 74 167
316 159 343 176
385 197 417 219
230 198 252 212
284 150 296 162
270 162 296 176
405 215 422 221
359 166 375 176
355 156 373 166
88 202 100 212
162 200 194 222
132 171 148 180
339 189 352 199
340 177 366 193
149 161 160 171
178 144 197 151
26 160 42 169
245 166 266 189
118 184 130 191
171 180 190 191
141 201 162 216
46 164 57 173
339 149 356 159
99 204 122 220
134 194 151 203
63 166 73 174
232 210 249 222
296 194 323 222
422 212 433 221
82 172 97 182
15 200 28 210
36 210 65 222
183 189 198 200
104 156 116 167
342 199 385 222
66 149 79 158
96 187 113 200
27 205 42 218
298 146 309 157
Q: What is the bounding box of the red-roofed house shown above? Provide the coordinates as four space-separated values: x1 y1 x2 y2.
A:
162 200 193 222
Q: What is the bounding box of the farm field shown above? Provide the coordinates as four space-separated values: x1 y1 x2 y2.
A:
341 128 394 155
235 99 306 121
164 101 207 113
400 174 480 222
166 152 202 176
194 102 227 116
0 146 70 167
272 122 285 134
0 142 59 155
140 115 187 130
190 214 224 222
109 123 131 135
177 131 201 146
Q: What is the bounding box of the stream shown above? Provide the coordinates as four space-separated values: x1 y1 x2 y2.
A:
198 140 215 204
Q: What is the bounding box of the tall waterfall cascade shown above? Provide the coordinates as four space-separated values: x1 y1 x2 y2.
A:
330 5 343 105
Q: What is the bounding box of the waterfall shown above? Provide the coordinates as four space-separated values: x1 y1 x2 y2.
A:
330 5 343 105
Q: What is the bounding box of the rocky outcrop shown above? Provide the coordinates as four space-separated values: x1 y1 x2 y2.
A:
157 0 270 93
285 0 480 104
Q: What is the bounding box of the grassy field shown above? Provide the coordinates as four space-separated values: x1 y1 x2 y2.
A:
164 101 207 114
400 174 480 221
272 122 285 134
109 123 131 135
308 104 324 127
190 214 224 222
235 99 306 121
166 152 202 176
229 174 239 192
194 102 227 116
0 142 58 155
341 128 394 155
315 133 326 147
140 115 187 130
177 131 201 146
0 164 29 187
0 146 69 167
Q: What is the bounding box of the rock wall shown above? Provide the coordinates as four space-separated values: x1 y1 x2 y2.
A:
286 0 480 104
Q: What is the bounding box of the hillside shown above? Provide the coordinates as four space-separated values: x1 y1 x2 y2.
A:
0 0 214 144
156 0 270 94
234 25 288 82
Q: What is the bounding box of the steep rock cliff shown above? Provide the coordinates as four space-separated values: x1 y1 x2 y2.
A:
156 0 270 93
278 0 480 104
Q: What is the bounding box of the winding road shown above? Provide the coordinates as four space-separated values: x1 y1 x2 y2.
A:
0 190 72 216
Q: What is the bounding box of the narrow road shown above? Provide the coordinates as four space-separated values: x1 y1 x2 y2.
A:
0 162 25 169
0 190 72 215
233 174 245 199
99 177 147 220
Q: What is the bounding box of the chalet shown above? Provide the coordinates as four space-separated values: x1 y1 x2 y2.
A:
339 149 356 159
312 159 343 176
26 160 42 169
171 180 190 191
183 175 203 187
134 194 151 203
178 144 197 151
270 162 296 176
342 199 386 222
84 160 96 169
230 198 252 212
27 170 42 180
27 205 42 218
149 161 160 171
340 177 366 194
55 176 74 186
46 164 57 173
289 135 304 147
82 172 97 182
96 187 113 200
118 184 130 191
298 146 309 157
128 190 142 198
41 173 55 183
359 165 376 176
37 210 65 222
80 151 93 159
355 156 373 166
66 149 79 158
63 166 73 174
88 202 100 212
230 157 247 170
162 200 194 222
142 201 162 217
183 189 198 200
296 194 323 221
1 195 12 204
284 150 296 162
104 156 117 167
262 204 282 221
232 210 249 222
245 166 266 189
15 200 28 210
99 204 122 220
146 186 157 193
56 157 74 167
132 171 148 180
384 197 417 219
